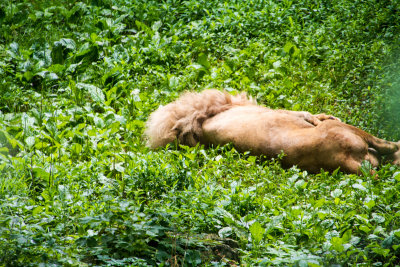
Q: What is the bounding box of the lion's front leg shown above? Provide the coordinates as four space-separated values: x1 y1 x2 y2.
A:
314 113 341 122
296 111 338 126
302 112 340 126
276 110 340 126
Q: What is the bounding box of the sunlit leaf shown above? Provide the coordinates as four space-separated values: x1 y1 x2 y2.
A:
76 83 105 103
249 221 265 245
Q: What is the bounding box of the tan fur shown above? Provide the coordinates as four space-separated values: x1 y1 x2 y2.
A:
145 89 400 174
145 89 255 148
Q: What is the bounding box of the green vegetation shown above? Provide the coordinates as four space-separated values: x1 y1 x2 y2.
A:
1 0 400 265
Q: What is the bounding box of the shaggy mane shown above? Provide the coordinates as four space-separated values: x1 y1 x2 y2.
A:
144 89 255 148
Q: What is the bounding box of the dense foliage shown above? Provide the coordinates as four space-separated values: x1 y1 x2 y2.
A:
1 0 400 265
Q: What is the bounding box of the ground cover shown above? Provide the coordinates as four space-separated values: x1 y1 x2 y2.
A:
1 0 400 265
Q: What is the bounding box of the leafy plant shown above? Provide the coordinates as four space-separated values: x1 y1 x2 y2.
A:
0 0 400 265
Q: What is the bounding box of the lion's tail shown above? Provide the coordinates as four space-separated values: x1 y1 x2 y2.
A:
144 89 254 148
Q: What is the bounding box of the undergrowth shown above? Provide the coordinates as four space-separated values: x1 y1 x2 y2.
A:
1 0 400 265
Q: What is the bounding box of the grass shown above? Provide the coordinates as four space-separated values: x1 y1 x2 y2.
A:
1 0 400 265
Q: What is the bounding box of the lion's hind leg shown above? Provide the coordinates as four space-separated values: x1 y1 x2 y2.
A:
324 120 399 156
385 141 400 166
352 128 398 156
339 148 380 174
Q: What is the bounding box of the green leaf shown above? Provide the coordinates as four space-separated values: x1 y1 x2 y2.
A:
331 189 342 198
342 229 352 243
0 146 9 155
9 42 19 56
283 42 294 54
111 162 125 173
371 247 390 257
250 221 265 245
382 235 393 249
52 38 76 64
55 38 76 50
294 179 307 189
352 183 367 191
359 225 370 233
76 83 105 103
364 200 375 209
395 231 400 238
71 143 83 155
185 250 202 265
152 20 162 32
317 211 328 220
32 206 44 216
25 136 36 149
168 75 179 89
33 167 50 181
218 227 232 238
371 213 385 223
393 172 400 182
273 60 282 69
331 236 344 252
198 53 210 69
314 198 325 208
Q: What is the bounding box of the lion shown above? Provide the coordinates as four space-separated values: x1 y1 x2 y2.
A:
145 89 400 174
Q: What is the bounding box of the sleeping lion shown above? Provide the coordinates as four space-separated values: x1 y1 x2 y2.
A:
145 89 400 174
